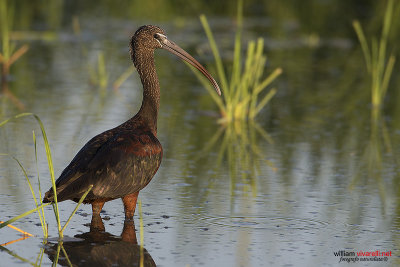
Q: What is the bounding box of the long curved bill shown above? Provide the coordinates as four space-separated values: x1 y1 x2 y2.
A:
155 33 221 96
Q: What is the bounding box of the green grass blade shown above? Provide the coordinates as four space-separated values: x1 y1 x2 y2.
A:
251 121 274 144
251 39 265 90
382 0 394 39
252 88 277 118
379 0 394 70
230 0 243 93
34 248 45 266
0 152 47 237
97 51 108 89
13 156 46 233
380 55 396 99
0 203 51 229
253 68 282 96
0 246 38 266
60 244 73 267
200 14 229 99
61 185 93 233
33 131 47 237
0 0 10 60
187 62 226 115
371 38 380 107
52 243 61 267
0 112 34 127
0 113 61 234
195 126 226 157
233 40 255 106
113 66 135 90
8 155 38 206
31 114 61 234
250 57 267 112
7 44 29 66
353 20 372 72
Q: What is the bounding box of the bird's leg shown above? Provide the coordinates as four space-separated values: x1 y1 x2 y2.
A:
90 213 105 232
122 192 139 220
121 219 137 244
90 201 105 232
92 200 105 216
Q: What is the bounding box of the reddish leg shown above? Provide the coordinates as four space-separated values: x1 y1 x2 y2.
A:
92 200 105 216
122 192 139 220
90 201 105 232
121 219 137 244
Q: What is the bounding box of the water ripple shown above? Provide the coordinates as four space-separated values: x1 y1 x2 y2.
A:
197 214 329 230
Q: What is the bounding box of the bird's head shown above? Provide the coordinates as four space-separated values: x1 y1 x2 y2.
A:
130 25 165 52
130 25 221 96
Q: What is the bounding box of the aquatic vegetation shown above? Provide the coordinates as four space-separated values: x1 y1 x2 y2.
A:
0 113 92 240
197 120 275 196
0 0 29 77
88 50 109 91
350 0 398 195
73 16 110 92
0 0 28 110
190 0 279 196
194 0 282 123
73 15 135 93
352 0 396 119
113 66 135 91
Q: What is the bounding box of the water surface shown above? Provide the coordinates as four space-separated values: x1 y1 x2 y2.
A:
1 1 400 266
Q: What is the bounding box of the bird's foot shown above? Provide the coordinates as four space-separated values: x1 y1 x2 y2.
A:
121 219 137 243
90 214 105 232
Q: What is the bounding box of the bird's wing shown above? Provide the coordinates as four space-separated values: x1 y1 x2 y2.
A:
56 129 115 186
43 129 114 202
46 129 162 202
82 130 163 198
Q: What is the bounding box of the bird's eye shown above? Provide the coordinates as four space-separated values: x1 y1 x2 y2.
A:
154 34 162 46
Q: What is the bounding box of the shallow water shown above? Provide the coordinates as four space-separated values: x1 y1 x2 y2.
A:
1 1 400 266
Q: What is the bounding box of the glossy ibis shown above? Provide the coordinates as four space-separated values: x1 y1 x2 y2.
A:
43 25 221 223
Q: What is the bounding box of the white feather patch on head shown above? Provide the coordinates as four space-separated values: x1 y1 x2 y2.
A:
154 33 167 46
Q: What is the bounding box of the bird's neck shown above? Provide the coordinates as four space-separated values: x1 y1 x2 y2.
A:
134 51 160 134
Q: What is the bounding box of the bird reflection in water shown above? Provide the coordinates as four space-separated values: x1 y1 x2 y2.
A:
45 217 155 267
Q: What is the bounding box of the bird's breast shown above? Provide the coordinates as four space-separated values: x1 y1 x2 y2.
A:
121 134 162 156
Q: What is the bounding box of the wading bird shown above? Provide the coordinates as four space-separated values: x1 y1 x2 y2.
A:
43 25 221 224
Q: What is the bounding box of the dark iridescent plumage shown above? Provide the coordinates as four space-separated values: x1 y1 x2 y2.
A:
43 25 220 223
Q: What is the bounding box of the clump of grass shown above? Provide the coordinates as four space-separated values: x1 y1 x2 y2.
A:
0 113 93 241
352 0 396 118
193 0 282 123
350 0 397 190
88 51 109 91
0 0 28 110
73 15 133 92
72 17 109 92
0 0 29 78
